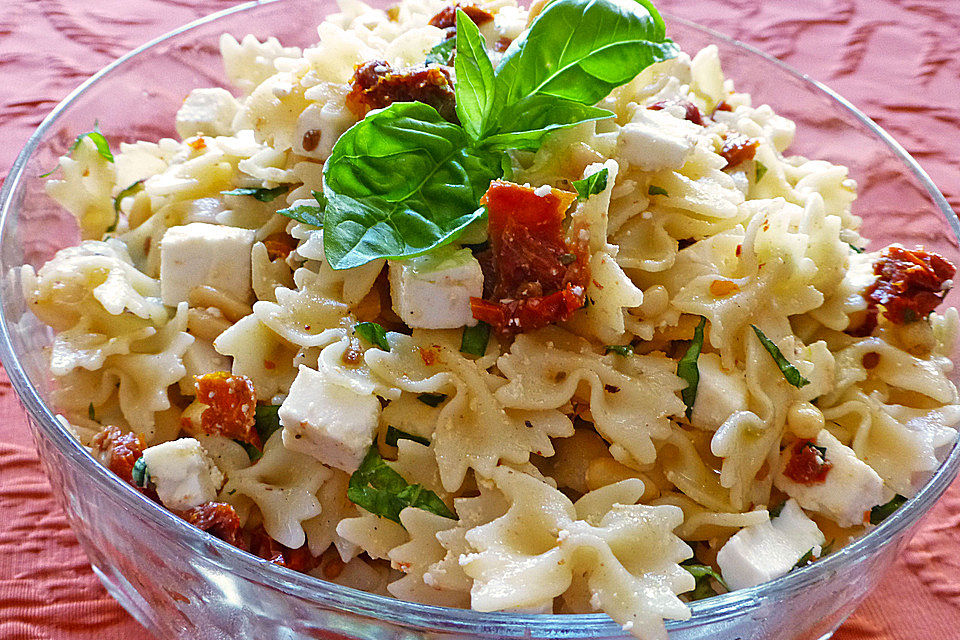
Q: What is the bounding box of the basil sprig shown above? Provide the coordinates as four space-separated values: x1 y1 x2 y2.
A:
321 0 678 269
347 447 456 523
573 168 609 201
751 325 810 388
677 316 707 418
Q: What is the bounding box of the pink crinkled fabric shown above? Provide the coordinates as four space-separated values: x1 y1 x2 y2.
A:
0 1 958 639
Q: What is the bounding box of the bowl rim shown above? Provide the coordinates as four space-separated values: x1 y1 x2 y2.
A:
1 1 959 636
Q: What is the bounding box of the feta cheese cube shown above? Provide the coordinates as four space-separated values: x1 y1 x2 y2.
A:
774 429 885 527
388 246 483 329
717 499 825 590
159 222 255 306
175 88 239 139
690 353 749 430
142 438 225 511
278 365 381 472
619 107 699 172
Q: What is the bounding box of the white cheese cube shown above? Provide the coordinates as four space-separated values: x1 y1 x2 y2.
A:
717 499 825 590
175 88 239 139
774 429 885 527
159 222 255 306
388 246 483 329
142 438 225 511
619 107 699 172
690 353 749 431
278 365 381 472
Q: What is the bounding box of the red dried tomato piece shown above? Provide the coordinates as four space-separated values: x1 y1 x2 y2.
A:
865 246 955 325
648 99 704 126
178 502 243 547
247 527 320 573
345 60 456 121
195 372 259 449
719 133 759 168
262 232 298 261
470 181 588 334
783 439 832 485
91 425 145 484
713 100 734 113
428 3 494 33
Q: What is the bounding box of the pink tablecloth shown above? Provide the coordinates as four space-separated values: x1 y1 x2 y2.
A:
1 1 959 638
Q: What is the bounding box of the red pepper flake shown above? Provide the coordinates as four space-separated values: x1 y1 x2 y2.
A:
188 137 207 152
865 246 955 326
719 133 759 169
648 99 704 126
470 180 588 335
783 439 832 485
91 425 145 485
178 502 243 547
713 100 734 113
418 347 438 366
735 244 742 257
345 60 456 121
195 372 260 449
262 232 298 261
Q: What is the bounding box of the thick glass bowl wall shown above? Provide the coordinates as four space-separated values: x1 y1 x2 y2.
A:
1 2 958 638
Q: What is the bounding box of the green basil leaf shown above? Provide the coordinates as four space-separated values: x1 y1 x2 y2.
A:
222 185 290 202
793 548 816 569
573 168 609 201
755 160 768 183
355 321 390 351
454 9 497 140
870 494 907 525
480 94 613 151
131 457 150 488
322 102 499 270
677 316 707 419
681 561 727 600
240 441 264 463
460 321 491 357
648 185 668 196
254 404 282 443
750 325 811 388
604 344 634 357
72 126 114 163
110 179 145 233
768 501 785 518
385 426 431 447
494 0 679 109
425 37 456 65
847 242 864 254
417 392 448 407
278 190 326 227
348 447 457 523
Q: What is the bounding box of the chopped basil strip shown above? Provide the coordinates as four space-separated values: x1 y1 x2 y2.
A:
681 561 726 600
355 322 390 351
222 185 290 203
460 321 491 357
385 426 431 447
605 344 634 357
755 160 768 183
277 190 326 227
88 403 96 421
425 37 456 65
677 316 707 419
240 441 263 463
71 126 114 163
131 457 150 488
110 179 145 232
648 184 668 196
870 494 907 525
847 242 864 254
417 392 448 407
572 168 609 200
347 447 456 523
254 404 282 443
750 325 810 388
811 442 828 459
768 501 785 518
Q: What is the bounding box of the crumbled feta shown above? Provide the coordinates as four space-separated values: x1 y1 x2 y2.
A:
175 88 239 139
388 246 483 329
142 438 225 510
690 353 749 430
278 365 381 472
533 184 553 197
619 107 699 172
774 429 885 527
159 222 255 306
716 499 825 590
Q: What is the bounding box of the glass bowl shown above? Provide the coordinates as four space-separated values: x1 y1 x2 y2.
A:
1 1 958 639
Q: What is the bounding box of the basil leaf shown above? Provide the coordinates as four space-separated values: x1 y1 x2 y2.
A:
755 160 768 183
677 316 707 419
681 561 727 600
768 501 785 518
870 494 907 525
222 186 290 202
417 392 448 407
847 242 864 254
648 185 668 196
604 344 634 357
426 37 456 65
72 127 114 163
278 190 326 227
750 325 811 388
454 9 497 140
254 404 282 443
323 102 500 270
354 322 390 351
460 321 491 357
573 168 609 201
132 457 150 488
347 447 456 523
494 0 678 109
240 441 263 463
793 548 815 569
481 94 613 151
385 426 431 447
110 179 145 233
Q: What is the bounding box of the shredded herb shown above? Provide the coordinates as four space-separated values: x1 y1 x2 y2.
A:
222 185 290 203
681 561 727 600
677 316 707 418
648 185 669 196
847 242 865 254
768 501 785 518
110 179 145 232
425 37 456 65
870 494 907 525
277 190 326 227
385 426 431 447
755 160 768 183
572 168 609 200
460 321 491 357
354 322 390 351
131 457 150 489
71 125 114 163
605 344 635 357
417 393 448 407
347 447 456 523
88 403 96 421
750 325 810 388
794 548 816 569
254 404 282 443
240 441 263 463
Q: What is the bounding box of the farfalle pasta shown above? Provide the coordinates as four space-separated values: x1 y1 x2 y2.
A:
27 0 960 637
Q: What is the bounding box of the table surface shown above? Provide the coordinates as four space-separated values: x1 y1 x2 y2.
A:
1 1 959 638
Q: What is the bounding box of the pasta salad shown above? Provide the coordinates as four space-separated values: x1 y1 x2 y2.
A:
26 0 960 637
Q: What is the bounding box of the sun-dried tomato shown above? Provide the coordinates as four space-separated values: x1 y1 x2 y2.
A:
195 372 260 449
470 181 588 334
648 99 703 126
246 527 320 573
345 60 456 121
91 425 145 485
865 246 955 325
783 439 832 485
262 232 298 261
178 502 243 547
719 133 759 168
428 3 494 37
